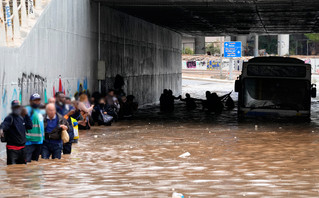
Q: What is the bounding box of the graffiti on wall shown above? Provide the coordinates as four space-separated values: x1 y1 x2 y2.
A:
187 61 196 69
207 61 220 70
1 73 89 120
18 73 47 105
1 88 8 121
185 60 220 70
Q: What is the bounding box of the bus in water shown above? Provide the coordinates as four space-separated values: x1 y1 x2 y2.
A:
235 57 317 118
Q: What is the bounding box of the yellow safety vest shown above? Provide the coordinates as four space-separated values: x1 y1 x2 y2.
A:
71 117 79 140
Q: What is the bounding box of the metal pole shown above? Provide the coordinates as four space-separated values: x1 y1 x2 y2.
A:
219 37 223 78
98 2 101 93
229 58 232 80
307 40 309 56
98 2 101 61
295 40 298 55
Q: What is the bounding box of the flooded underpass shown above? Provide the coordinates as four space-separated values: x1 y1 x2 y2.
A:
1 78 319 197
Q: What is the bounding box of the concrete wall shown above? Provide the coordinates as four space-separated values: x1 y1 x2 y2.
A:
100 6 182 105
0 0 97 113
0 1 182 156
0 0 97 157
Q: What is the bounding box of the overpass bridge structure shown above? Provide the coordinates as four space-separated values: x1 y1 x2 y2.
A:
0 0 318 120
96 0 319 35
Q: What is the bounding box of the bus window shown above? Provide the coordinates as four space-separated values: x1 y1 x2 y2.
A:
243 78 310 110
247 65 307 77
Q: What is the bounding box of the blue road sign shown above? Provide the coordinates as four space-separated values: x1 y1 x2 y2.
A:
224 41 242 58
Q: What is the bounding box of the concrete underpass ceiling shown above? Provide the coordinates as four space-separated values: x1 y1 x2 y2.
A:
93 0 319 36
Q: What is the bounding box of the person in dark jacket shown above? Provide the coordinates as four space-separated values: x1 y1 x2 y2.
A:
0 100 33 165
160 89 169 112
119 95 138 118
93 98 113 126
61 102 75 155
54 92 75 154
180 93 199 110
55 92 68 116
42 103 69 159
62 115 74 154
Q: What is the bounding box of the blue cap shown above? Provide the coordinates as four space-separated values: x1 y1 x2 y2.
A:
11 100 21 108
30 93 41 101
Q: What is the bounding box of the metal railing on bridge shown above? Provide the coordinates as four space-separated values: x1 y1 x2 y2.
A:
0 0 49 47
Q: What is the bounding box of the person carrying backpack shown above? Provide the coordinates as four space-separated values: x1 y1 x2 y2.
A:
0 100 33 165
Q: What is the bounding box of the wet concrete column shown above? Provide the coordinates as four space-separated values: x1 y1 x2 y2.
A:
278 34 289 56
254 34 259 57
221 36 231 56
237 35 247 56
194 36 205 54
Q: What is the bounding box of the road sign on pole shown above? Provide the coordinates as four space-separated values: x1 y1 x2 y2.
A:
224 41 242 58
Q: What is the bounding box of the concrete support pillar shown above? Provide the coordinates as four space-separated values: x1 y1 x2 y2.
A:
254 34 259 57
5 1 13 42
278 34 289 56
220 36 231 56
237 35 247 56
194 36 205 54
0 0 6 46
28 0 35 19
12 0 20 40
21 0 28 27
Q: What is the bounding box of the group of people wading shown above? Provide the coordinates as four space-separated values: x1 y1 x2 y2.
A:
160 89 235 114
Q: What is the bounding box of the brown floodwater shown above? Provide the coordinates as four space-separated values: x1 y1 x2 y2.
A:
1 79 319 197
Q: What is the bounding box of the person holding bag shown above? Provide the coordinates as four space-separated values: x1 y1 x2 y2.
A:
42 103 69 160
93 98 113 126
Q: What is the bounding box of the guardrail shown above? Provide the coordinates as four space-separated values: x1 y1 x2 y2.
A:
0 0 48 47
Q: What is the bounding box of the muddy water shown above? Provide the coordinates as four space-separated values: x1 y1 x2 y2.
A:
1 79 319 197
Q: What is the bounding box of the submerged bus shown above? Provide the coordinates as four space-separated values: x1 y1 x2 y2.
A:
235 57 317 118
